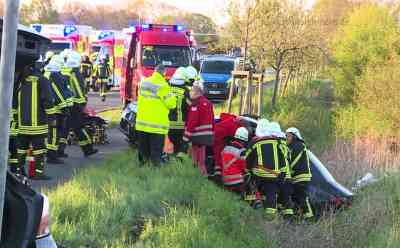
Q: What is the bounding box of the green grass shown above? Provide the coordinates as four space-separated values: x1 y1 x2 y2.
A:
98 108 122 128
46 150 400 248
46 152 268 248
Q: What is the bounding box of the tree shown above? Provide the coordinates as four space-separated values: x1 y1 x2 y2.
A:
312 0 357 39
156 13 218 46
330 4 400 105
253 0 322 107
20 0 59 25
222 0 259 59
59 2 139 29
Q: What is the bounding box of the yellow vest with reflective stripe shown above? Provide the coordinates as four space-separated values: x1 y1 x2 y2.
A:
136 72 177 135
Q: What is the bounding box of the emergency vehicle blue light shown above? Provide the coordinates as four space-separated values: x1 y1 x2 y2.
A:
129 26 136 33
98 31 113 40
32 24 42 33
141 24 150 30
64 25 77 37
174 25 184 32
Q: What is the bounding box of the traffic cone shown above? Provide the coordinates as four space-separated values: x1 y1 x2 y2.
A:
28 149 36 178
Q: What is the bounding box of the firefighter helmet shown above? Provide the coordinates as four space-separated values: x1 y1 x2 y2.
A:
45 51 55 62
45 55 64 72
255 118 270 137
170 67 187 86
234 127 249 142
186 66 198 80
65 51 81 68
286 127 303 141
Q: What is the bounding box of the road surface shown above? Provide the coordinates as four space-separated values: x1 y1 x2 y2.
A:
31 91 127 190
87 90 122 112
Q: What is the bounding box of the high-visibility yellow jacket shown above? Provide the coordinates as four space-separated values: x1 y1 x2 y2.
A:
136 72 177 135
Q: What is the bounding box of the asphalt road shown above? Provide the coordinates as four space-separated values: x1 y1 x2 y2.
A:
86 90 122 112
31 91 127 191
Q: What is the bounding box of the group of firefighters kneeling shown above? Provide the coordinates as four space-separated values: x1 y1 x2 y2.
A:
134 65 314 221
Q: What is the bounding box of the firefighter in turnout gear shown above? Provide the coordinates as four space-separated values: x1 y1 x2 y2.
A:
44 55 74 164
93 56 111 102
16 65 57 180
168 67 190 159
80 54 93 93
221 127 249 192
245 119 294 220
8 80 22 176
61 51 98 157
136 64 177 166
286 127 314 220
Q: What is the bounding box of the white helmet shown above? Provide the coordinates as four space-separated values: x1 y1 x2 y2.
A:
234 127 249 142
45 54 64 72
255 118 270 137
59 49 71 60
45 50 55 62
286 127 303 140
65 51 81 68
170 67 188 86
186 66 198 81
269 122 286 138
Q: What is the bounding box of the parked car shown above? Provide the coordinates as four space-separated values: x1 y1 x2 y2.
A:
0 19 57 248
198 55 238 100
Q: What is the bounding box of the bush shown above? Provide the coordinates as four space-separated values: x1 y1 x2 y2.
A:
329 4 399 105
266 80 335 153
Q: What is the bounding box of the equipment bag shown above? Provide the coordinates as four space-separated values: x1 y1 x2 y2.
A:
1 171 44 248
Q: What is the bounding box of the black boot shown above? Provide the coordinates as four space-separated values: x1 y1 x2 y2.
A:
83 145 98 157
57 143 68 158
47 150 65 164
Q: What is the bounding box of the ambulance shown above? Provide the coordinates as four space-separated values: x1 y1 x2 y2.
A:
30 24 92 54
90 30 125 86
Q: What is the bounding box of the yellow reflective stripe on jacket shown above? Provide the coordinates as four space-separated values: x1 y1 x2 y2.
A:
292 174 312 183
136 121 169 131
254 140 280 172
290 148 305 169
30 77 38 127
71 75 86 103
252 167 279 178
170 87 185 129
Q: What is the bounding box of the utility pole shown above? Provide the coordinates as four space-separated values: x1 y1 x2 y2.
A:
0 0 20 238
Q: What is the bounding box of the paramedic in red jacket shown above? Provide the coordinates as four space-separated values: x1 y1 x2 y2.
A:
221 127 249 192
183 85 214 176
213 113 243 179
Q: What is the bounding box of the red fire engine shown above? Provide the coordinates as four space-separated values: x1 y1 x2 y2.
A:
121 24 195 104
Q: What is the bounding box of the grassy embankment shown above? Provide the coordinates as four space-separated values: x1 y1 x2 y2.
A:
47 150 400 248
48 79 400 247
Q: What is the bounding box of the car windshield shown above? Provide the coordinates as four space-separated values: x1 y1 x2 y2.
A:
141 45 191 67
201 60 234 74
48 42 71 53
